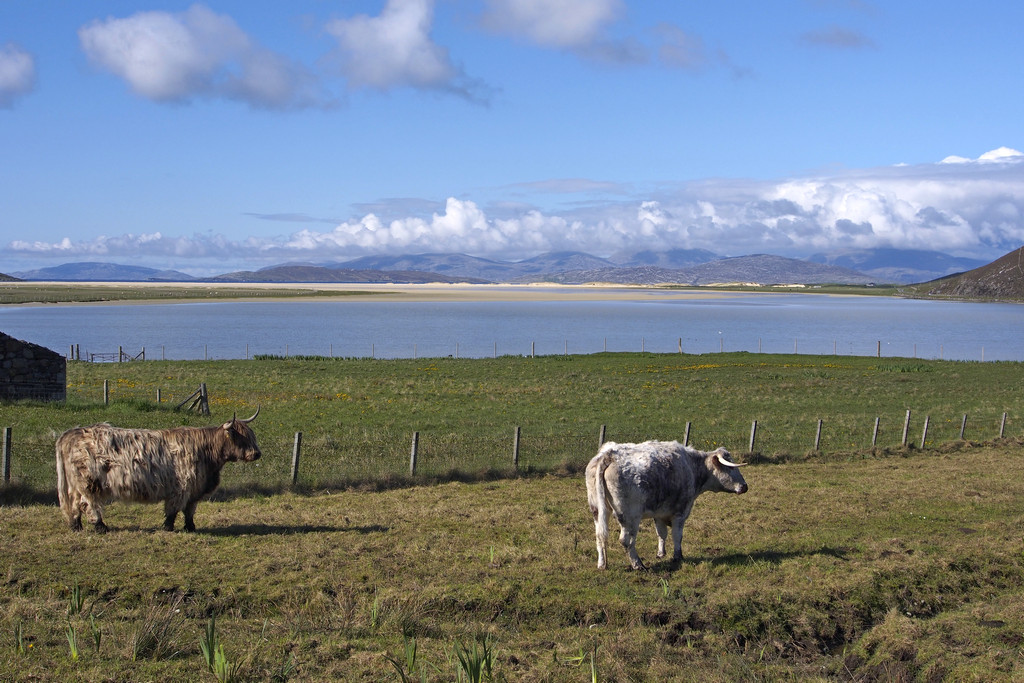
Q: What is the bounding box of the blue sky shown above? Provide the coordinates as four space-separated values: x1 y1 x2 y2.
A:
1 1 1023 276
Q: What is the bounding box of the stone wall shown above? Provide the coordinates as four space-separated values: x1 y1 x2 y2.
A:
0 332 66 402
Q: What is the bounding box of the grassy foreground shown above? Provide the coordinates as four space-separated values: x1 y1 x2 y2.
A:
2 446 1024 680
2 353 1024 680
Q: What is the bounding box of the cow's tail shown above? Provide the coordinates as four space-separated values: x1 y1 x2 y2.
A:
587 444 617 568
586 450 609 512
54 434 72 524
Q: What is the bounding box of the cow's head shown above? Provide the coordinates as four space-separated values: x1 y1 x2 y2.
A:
221 407 262 462
706 447 748 494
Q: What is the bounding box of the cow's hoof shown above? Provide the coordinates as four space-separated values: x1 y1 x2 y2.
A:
183 523 196 533
94 522 109 534
69 520 83 532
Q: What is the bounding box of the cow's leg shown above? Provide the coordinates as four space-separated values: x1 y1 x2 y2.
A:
162 501 177 531
671 506 693 562
83 497 107 533
671 518 685 562
617 514 646 570
181 500 199 532
654 518 669 558
66 490 84 531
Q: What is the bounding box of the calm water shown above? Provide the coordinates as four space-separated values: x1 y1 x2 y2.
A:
1 293 1021 361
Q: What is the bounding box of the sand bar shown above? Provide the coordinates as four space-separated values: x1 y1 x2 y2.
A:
3 281 747 305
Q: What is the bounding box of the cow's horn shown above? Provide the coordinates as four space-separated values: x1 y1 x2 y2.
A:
716 452 746 468
240 405 260 423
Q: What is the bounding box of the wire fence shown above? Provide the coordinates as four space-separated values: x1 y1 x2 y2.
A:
66 333 1012 363
3 408 1014 495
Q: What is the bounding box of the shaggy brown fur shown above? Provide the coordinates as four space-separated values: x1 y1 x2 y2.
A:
55 413 261 533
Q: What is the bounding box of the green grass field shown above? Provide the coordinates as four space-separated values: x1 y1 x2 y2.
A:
2 352 1024 680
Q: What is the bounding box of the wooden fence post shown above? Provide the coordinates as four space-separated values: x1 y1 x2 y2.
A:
749 420 758 453
598 424 606 447
960 414 968 440
684 422 691 447
513 426 521 469
409 432 419 476
814 419 823 451
156 388 161 404
872 417 880 447
902 410 911 446
2 427 11 484
103 379 109 405
1000 412 1007 438
920 415 930 449
199 383 209 415
291 432 302 485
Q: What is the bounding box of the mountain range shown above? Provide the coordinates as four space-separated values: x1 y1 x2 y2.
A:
6 248 989 286
906 246 1024 300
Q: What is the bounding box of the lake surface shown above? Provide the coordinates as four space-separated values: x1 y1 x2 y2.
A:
1 293 1021 362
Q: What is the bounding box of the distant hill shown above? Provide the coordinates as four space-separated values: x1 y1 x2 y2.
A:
906 246 1024 301
808 248 986 284
11 262 195 282
680 254 876 285
212 265 488 284
15 247 987 287
0 272 19 282
610 248 720 269
521 254 876 286
336 253 521 281
338 251 620 281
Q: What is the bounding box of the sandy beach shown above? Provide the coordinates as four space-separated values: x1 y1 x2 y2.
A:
275 282 736 302
3 281 741 304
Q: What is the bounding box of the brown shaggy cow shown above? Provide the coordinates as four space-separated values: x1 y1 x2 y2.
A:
55 409 261 533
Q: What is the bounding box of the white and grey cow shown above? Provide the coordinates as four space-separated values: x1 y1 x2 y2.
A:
585 440 748 570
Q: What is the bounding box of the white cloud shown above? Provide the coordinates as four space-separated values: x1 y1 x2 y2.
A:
9 231 238 262
480 0 623 48
942 147 1023 165
78 4 328 109
979 147 1023 163
8 149 1024 271
0 43 36 108
326 0 488 101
